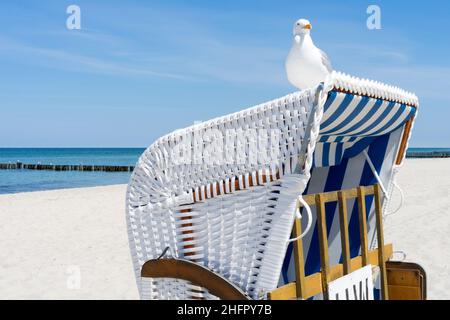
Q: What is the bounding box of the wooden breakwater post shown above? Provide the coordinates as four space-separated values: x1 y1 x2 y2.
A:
406 151 450 158
0 161 135 172
0 162 22 169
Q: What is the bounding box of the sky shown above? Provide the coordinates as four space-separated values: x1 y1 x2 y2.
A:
1 0 449 147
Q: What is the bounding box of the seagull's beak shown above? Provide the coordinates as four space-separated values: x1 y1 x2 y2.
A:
304 24 312 30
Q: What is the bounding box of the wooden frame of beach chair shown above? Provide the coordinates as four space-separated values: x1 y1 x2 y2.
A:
268 183 390 300
140 183 426 300
141 258 250 300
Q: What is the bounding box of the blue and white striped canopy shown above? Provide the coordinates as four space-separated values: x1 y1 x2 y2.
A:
313 90 417 167
277 75 419 299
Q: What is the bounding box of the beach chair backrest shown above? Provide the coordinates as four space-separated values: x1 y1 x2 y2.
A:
269 183 390 300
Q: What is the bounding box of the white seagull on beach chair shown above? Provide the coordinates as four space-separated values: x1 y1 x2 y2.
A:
285 18 333 90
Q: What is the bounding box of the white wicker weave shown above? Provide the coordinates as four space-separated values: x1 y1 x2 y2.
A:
126 71 418 300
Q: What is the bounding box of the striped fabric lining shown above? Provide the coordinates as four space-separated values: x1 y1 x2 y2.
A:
312 91 416 168
280 127 404 299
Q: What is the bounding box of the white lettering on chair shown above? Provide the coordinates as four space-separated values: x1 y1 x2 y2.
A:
328 265 374 300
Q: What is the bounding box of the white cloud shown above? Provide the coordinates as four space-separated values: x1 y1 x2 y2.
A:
0 36 192 80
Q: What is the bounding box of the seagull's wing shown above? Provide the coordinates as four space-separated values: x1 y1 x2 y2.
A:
319 49 333 73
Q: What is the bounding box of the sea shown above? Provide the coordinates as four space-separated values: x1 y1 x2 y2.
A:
0 147 448 195
0 148 144 194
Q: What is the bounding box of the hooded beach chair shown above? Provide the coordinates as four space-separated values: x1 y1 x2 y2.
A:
126 71 425 300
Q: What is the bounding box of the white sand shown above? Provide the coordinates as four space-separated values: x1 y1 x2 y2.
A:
0 184 138 299
0 158 448 299
384 158 450 300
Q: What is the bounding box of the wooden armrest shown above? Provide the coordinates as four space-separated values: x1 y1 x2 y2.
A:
141 258 250 300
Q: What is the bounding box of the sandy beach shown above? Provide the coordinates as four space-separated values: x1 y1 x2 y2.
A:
0 184 138 299
0 158 449 299
384 158 450 300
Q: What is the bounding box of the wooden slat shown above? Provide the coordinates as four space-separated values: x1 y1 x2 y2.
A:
395 116 414 165
315 193 330 300
387 269 421 287
191 171 281 203
268 244 393 300
388 285 422 300
180 208 197 259
357 187 369 266
269 184 392 300
293 218 306 299
374 184 389 300
267 279 296 300
338 191 351 275
299 185 375 206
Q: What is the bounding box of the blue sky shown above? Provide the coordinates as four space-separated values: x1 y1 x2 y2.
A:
1 0 449 147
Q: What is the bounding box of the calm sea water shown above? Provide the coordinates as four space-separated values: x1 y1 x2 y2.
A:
407 147 450 154
0 148 145 194
0 147 448 195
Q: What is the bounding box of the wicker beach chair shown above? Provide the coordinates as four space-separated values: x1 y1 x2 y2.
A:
126 71 424 300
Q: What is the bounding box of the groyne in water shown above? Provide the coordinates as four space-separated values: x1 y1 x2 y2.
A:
405 152 450 158
0 162 134 172
0 151 448 173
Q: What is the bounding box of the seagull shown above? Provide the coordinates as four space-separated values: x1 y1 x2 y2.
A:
285 19 332 90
